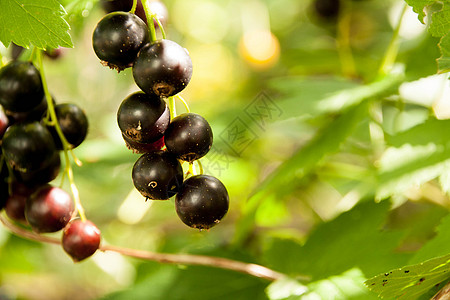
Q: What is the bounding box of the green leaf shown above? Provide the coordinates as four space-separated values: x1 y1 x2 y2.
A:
263 201 410 281
410 214 450 264
404 0 436 23
270 71 404 118
266 277 308 300
385 118 450 147
252 101 369 197
438 33 450 73
404 0 450 38
0 0 73 49
303 269 380 300
365 253 450 299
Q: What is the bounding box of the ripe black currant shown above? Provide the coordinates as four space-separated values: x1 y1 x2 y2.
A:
25 185 74 233
5 182 33 223
62 219 101 262
13 151 61 186
47 103 89 149
0 160 8 211
164 113 213 162
100 0 168 27
2 121 57 172
133 39 193 97
121 133 165 154
0 105 8 139
313 0 340 20
117 92 170 144
0 61 44 112
7 95 48 125
132 151 183 200
93 11 150 70
175 175 229 230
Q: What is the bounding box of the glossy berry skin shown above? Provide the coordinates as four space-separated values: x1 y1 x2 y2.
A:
0 61 44 112
2 122 57 172
0 160 8 210
164 113 213 162
5 182 34 223
48 103 89 149
7 95 48 125
133 39 193 97
13 152 61 186
175 175 229 230
25 185 74 233
93 12 149 70
100 0 168 27
62 219 101 262
122 133 165 154
132 151 183 200
0 105 8 139
117 92 170 144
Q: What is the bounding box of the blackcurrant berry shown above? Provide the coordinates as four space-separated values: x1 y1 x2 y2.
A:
117 92 169 144
93 12 150 70
132 151 183 200
13 151 61 186
2 121 57 172
313 0 340 20
47 103 89 150
122 133 165 154
6 94 49 125
5 182 33 223
62 219 101 262
133 39 193 97
164 113 213 162
0 105 9 139
100 0 168 27
175 175 229 230
0 61 44 112
25 185 74 233
0 160 8 210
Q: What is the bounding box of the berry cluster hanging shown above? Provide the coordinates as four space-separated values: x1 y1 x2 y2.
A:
92 0 229 230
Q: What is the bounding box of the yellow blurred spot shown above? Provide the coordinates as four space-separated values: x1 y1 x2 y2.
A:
239 30 280 70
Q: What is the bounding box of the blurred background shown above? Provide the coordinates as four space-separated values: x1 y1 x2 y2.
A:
0 0 448 299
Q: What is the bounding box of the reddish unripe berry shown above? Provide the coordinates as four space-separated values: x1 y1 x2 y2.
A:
62 219 101 262
25 185 74 233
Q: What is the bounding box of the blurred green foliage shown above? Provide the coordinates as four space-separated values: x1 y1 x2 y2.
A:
0 0 450 299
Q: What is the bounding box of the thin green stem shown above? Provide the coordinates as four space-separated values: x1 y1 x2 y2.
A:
0 50 4 67
155 18 166 39
196 160 204 175
176 95 190 113
168 96 177 120
378 3 408 77
130 0 137 14
37 51 86 222
141 0 157 42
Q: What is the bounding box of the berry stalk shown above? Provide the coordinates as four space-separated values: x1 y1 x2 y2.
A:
141 0 157 41
37 51 87 222
0 213 292 282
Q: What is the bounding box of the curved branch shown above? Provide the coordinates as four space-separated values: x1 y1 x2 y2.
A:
0 214 292 282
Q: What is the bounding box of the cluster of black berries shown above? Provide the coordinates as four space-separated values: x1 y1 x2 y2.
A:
93 1 229 230
0 60 100 262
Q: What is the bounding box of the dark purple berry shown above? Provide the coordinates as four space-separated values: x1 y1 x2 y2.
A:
47 103 89 150
2 122 57 173
0 105 9 139
6 95 49 125
117 92 169 144
93 12 150 70
62 219 101 262
122 133 165 154
164 113 213 162
13 152 61 186
0 61 44 112
133 39 193 97
175 175 229 230
5 182 33 223
132 151 183 200
313 0 340 20
25 185 74 233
